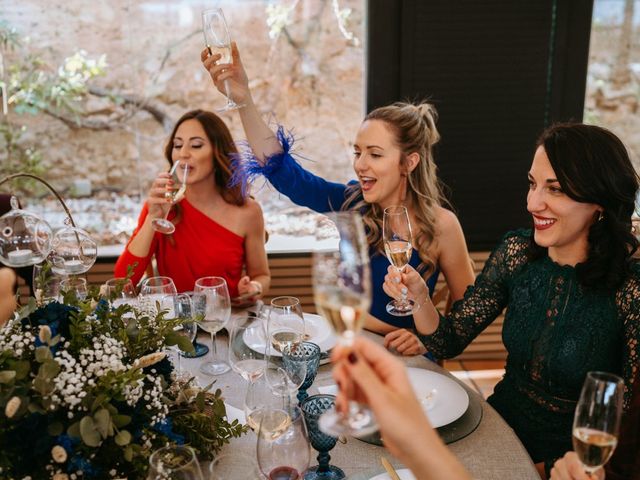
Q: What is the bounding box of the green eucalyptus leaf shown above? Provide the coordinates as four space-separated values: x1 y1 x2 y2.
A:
9 360 30 379
114 430 131 446
35 346 52 363
67 421 81 438
79 416 101 447
91 393 107 412
164 330 180 347
93 408 111 438
112 414 132 428
27 401 45 414
176 335 195 354
41 360 60 378
124 445 133 462
0 370 16 383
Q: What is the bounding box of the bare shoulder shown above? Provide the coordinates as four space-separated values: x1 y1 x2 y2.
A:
242 197 264 219
434 206 463 238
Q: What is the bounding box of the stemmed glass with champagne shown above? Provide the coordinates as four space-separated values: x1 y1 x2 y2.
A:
194 276 231 375
152 160 188 235
202 8 244 112
383 205 414 316
572 371 624 476
313 212 376 437
171 293 199 377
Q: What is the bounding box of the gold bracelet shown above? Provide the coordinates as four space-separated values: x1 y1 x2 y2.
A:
412 294 430 313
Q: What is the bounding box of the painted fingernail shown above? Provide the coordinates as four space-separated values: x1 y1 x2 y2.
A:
393 277 400 284
348 352 357 364
401 287 408 295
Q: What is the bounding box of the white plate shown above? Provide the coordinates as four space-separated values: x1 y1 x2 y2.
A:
243 312 338 358
369 469 416 480
406 367 469 428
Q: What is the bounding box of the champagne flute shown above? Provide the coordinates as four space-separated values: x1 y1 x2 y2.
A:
313 212 376 437
152 160 188 235
228 314 266 383
268 297 305 353
572 371 624 475
257 406 310 480
104 278 137 308
202 8 244 112
244 374 289 434
148 445 203 480
60 277 88 301
172 293 199 377
383 205 414 316
194 276 231 375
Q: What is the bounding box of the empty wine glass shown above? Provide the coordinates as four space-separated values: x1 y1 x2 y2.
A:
313 212 376 437
194 276 231 375
103 278 137 307
148 445 203 480
60 277 88 301
202 8 244 112
140 276 177 316
269 296 305 354
265 341 307 402
208 451 260 479
180 291 210 359
383 205 414 316
572 371 624 475
152 160 188 235
257 406 310 480
229 314 266 383
172 293 199 377
301 394 345 480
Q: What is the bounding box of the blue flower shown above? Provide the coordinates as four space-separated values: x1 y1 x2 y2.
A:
68 454 98 477
153 417 185 445
56 434 79 453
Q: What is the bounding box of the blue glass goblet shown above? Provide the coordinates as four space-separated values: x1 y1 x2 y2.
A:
283 341 321 404
301 394 345 480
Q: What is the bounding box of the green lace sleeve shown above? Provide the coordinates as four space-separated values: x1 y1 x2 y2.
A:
417 230 530 358
615 263 640 410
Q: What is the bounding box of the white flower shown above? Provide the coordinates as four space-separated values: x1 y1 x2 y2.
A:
5 396 21 418
51 445 67 463
133 351 166 370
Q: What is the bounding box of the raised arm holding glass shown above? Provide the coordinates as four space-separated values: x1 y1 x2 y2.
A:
201 43 475 356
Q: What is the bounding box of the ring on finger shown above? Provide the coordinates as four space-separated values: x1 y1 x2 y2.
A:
164 191 173 199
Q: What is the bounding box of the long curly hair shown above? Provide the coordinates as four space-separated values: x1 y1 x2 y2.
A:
164 110 244 227
529 123 639 290
341 102 448 275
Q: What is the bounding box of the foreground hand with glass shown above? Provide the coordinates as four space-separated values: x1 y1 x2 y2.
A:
331 336 471 480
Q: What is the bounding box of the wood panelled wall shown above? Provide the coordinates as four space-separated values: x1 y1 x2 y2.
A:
16 251 504 361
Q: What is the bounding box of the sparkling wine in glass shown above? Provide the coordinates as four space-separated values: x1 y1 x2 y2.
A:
313 212 376 437
152 160 188 235
229 314 266 383
194 276 231 375
383 205 414 316
257 406 310 480
202 8 244 112
572 371 624 475
244 374 290 434
268 296 305 353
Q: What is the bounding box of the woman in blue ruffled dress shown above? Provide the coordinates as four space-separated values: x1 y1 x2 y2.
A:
201 44 476 356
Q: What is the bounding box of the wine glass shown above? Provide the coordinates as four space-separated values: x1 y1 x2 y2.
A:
172 293 199 377
201 8 244 112
194 276 231 375
148 445 203 480
301 394 345 480
244 374 289 434
257 406 310 480
282 342 321 404
180 291 210 359
60 277 88 301
103 278 137 308
152 160 188 235
572 371 624 475
265 345 307 403
268 296 305 354
313 211 376 437
140 276 177 317
208 451 260 479
229 314 266 383
383 205 414 316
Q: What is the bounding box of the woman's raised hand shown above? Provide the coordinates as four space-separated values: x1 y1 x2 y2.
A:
146 172 173 220
201 42 251 105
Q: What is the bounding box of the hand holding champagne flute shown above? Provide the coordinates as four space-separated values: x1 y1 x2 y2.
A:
152 160 188 235
383 205 414 316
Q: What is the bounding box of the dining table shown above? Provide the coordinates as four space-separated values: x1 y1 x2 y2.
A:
181 311 540 480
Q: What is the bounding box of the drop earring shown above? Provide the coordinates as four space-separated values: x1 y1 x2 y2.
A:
598 211 604 222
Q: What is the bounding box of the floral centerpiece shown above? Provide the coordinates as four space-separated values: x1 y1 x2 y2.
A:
0 280 247 479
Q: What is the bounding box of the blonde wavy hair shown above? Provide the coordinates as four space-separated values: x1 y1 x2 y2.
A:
341 102 448 276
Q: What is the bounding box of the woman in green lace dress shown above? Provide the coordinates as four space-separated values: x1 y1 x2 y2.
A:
384 123 640 478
